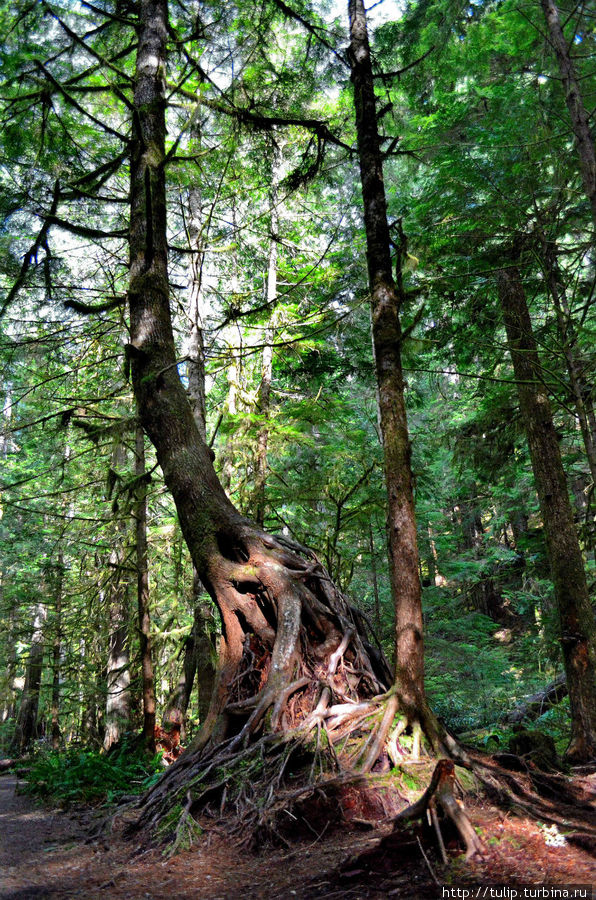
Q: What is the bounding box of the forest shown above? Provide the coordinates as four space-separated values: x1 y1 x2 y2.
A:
0 0 595 896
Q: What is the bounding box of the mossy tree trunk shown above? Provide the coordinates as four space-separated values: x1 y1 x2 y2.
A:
50 554 64 750
1 581 18 725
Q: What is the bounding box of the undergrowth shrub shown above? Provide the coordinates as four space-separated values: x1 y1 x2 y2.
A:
22 736 163 805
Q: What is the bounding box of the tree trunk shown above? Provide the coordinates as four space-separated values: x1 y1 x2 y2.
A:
460 492 486 614
186 183 207 444
135 424 156 751
192 583 217 725
104 444 131 751
348 0 435 749
50 556 64 750
540 0 596 230
125 0 458 839
130 0 386 732
253 140 280 528
11 602 47 754
220 201 244 497
254 337 273 527
185 172 218 736
542 239 596 485
104 562 131 751
162 631 194 736
163 577 217 738
1 574 18 724
369 523 381 632
496 264 596 762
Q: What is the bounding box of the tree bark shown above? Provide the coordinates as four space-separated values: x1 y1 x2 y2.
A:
163 629 194 735
78 636 101 746
541 239 596 486
1 573 18 724
369 523 381 632
186 184 207 444
348 0 430 734
135 423 156 751
50 555 64 750
163 576 217 737
496 264 596 762
11 602 47 754
193 585 217 725
540 0 596 231
185 169 218 735
104 567 131 751
104 442 131 751
253 140 280 528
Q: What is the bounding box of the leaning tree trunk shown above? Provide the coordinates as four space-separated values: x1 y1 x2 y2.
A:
496 264 596 762
125 0 459 842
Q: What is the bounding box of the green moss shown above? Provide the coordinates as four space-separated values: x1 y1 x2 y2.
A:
157 802 203 856
157 802 184 836
398 767 424 791
454 765 479 792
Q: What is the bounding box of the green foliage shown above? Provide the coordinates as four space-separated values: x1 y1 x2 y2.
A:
535 699 573 758
23 739 163 806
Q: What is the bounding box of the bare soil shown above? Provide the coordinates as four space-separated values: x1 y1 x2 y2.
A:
1 768 595 899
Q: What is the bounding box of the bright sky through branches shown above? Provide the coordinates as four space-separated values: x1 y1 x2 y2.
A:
329 0 403 28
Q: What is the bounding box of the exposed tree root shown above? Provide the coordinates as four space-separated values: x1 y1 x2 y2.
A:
126 532 468 851
131 699 420 846
465 750 596 838
392 760 485 860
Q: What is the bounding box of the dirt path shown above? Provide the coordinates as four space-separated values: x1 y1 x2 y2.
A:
0 774 388 899
1 772 594 899
0 774 106 899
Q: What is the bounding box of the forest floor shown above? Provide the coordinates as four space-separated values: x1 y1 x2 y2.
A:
1 764 595 900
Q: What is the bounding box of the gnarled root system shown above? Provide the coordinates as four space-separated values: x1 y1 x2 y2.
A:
128 530 463 848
